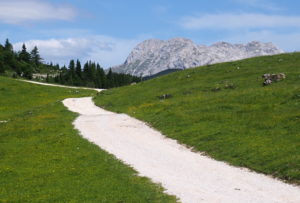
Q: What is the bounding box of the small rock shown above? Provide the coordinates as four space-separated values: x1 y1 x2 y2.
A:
262 73 286 86
263 79 272 86
158 94 173 100
262 73 271 79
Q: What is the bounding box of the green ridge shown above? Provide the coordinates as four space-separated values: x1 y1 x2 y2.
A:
0 77 177 202
95 53 300 184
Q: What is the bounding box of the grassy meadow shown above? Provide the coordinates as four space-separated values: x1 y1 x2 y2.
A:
0 77 176 202
95 53 300 184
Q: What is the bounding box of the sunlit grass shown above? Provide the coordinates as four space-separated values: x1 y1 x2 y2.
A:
95 53 300 184
0 77 177 202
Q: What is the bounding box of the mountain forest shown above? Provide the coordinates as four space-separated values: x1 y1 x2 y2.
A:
0 39 141 89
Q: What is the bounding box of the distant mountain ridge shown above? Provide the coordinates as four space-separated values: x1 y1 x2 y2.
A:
111 38 284 77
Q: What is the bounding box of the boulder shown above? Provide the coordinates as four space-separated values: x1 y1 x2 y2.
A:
262 73 285 86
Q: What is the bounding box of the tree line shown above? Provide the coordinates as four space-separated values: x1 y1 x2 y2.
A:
0 39 47 79
0 39 141 88
48 60 141 89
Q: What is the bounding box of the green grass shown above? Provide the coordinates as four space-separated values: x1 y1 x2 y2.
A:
95 53 300 184
0 77 177 202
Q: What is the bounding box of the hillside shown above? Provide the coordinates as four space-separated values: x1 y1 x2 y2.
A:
0 39 140 89
111 38 283 77
0 77 176 202
95 52 300 184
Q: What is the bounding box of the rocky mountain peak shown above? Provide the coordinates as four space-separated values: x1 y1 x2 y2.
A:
112 38 284 77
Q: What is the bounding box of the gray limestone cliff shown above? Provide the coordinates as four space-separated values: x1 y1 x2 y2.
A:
111 38 284 77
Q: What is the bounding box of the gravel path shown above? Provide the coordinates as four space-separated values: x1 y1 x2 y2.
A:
19 80 103 92
63 96 300 203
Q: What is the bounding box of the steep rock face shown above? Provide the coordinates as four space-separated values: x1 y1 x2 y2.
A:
111 38 284 76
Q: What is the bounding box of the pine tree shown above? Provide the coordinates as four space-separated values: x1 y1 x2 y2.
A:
106 68 115 88
95 64 105 88
96 64 106 88
90 62 97 84
30 46 42 65
22 63 33 79
2 39 15 72
19 43 30 63
75 59 82 79
67 59 76 85
4 39 13 52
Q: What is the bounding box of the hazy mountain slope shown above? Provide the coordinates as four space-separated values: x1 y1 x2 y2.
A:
112 38 284 76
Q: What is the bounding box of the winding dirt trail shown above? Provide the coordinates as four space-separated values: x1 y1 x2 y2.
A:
21 80 300 202
62 96 300 203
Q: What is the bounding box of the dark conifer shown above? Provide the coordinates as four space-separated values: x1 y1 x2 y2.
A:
4 39 13 52
19 43 30 63
75 59 82 79
30 46 42 65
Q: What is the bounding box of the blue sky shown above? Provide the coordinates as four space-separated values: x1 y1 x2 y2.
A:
1 0 300 68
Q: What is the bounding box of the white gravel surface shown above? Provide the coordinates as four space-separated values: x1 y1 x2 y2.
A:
63 96 300 203
20 80 102 92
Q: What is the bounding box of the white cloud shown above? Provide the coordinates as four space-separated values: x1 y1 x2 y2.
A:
13 36 140 68
0 0 76 24
224 30 300 52
180 13 300 30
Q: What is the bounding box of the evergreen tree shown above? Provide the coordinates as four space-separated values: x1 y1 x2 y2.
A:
2 39 15 72
0 39 140 88
67 59 76 85
90 62 97 84
95 64 105 88
75 59 82 79
55 64 60 70
21 63 33 79
106 68 115 88
4 39 13 52
69 59 75 71
60 66 68 84
30 46 42 65
82 61 96 87
97 64 106 88
19 43 30 63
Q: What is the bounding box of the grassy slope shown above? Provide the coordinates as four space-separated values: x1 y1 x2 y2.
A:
95 53 300 184
0 77 176 202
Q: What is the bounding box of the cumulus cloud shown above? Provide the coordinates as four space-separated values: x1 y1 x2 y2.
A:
13 36 140 68
180 13 300 30
0 0 76 24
